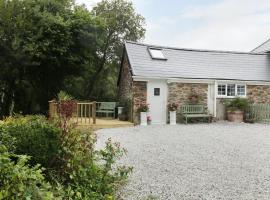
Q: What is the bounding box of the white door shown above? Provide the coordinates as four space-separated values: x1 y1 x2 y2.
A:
147 80 167 124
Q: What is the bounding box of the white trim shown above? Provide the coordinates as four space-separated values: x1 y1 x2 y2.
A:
167 78 214 84
132 76 270 85
216 83 247 98
214 80 217 117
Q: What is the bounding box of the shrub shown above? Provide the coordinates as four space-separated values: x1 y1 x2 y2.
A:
0 115 62 169
225 97 249 111
62 138 132 199
0 114 132 200
0 145 60 200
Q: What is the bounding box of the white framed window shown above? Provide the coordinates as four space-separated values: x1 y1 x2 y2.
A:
218 84 226 96
237 85 246 96
217 83 246 98
227 84 236 96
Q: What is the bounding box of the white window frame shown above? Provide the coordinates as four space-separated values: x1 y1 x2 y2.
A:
148 48 167 60
216 83 246 98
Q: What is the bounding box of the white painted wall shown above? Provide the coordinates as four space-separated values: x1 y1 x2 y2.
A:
207 84 215 115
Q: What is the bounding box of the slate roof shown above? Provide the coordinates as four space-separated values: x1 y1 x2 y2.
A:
252 39 270 53
125 41 270 82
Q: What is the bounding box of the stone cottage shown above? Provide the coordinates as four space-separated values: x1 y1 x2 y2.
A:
118 39 270 124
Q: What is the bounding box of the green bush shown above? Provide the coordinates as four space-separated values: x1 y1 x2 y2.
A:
0 145 60 200
0 115 62 169
225 97 250 111
0 115 132 200
62 138 132 200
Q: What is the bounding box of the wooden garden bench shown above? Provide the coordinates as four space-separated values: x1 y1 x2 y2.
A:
181 105 212 124
96 102 116 118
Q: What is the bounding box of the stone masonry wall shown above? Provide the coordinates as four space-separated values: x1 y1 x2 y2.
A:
168 83 208 112
247 85 270 103
132 81 147 124
118 53 133 120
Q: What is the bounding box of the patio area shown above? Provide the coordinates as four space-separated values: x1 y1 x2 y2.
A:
73 117 133 129
96 122 270 200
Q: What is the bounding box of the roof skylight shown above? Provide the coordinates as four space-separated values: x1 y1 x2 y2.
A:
148 48 166 60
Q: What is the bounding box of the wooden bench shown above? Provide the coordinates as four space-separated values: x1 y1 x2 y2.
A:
181 105 212 124
96 102 116 118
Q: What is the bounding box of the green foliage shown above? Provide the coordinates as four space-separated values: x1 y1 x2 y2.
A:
0 115 62 169
78 0 146 100
225 97 250 111
62 137 132 199
0 0 104 116
0 0 146 117
0 115 132 199
0 145 60 200
57 91 73 101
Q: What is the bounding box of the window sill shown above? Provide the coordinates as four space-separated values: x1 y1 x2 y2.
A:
217 96 247 99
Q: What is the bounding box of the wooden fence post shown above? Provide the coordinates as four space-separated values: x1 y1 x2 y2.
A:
92 101 96 124
48 100 57 119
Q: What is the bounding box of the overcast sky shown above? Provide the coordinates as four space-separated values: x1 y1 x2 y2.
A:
76 0 270 52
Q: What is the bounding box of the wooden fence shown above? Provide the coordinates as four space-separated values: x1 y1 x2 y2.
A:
49 100 96 124
246 104 270 122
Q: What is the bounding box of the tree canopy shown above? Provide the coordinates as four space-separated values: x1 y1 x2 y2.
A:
0 0 145 117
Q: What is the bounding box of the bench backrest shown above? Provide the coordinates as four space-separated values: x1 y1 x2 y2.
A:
181 105 204 114
98 102 116 111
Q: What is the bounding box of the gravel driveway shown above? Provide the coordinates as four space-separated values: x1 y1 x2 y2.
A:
96 122 270 200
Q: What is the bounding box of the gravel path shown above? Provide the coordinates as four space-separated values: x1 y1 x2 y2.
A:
96 122 270 200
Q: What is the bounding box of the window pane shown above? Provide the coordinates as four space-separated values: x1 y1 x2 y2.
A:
237 85 245 96
154 88 160 96
227 84 236 96
149 48 166 59
218 84 226 95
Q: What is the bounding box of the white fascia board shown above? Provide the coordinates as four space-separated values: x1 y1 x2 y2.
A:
245 81 270 86
167 78 214 84
132 76 166 82
132 76 270 85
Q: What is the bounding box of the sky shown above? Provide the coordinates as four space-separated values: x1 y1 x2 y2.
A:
76 0 270 52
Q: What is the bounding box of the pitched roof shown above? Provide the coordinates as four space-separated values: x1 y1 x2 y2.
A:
252 39 270 53
125 41 270 82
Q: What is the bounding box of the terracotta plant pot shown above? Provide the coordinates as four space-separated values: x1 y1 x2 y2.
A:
227 110 244 122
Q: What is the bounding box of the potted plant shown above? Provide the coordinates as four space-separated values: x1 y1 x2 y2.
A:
168 103 178 125
225 97 249 122
137 103 149 126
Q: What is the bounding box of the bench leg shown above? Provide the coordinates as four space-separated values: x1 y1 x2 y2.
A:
186 116 188 124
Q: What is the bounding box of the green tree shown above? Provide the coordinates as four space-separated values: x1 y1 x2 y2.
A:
85 0 146 100
0 0 103 117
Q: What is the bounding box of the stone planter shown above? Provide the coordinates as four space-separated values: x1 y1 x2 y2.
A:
169 111 176 125
227 110 244 122
140 112 147 126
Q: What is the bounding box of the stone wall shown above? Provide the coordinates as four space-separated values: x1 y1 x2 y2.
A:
168 82 208 110
118 54 133 120
132 81 147 124
247 85 270 103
